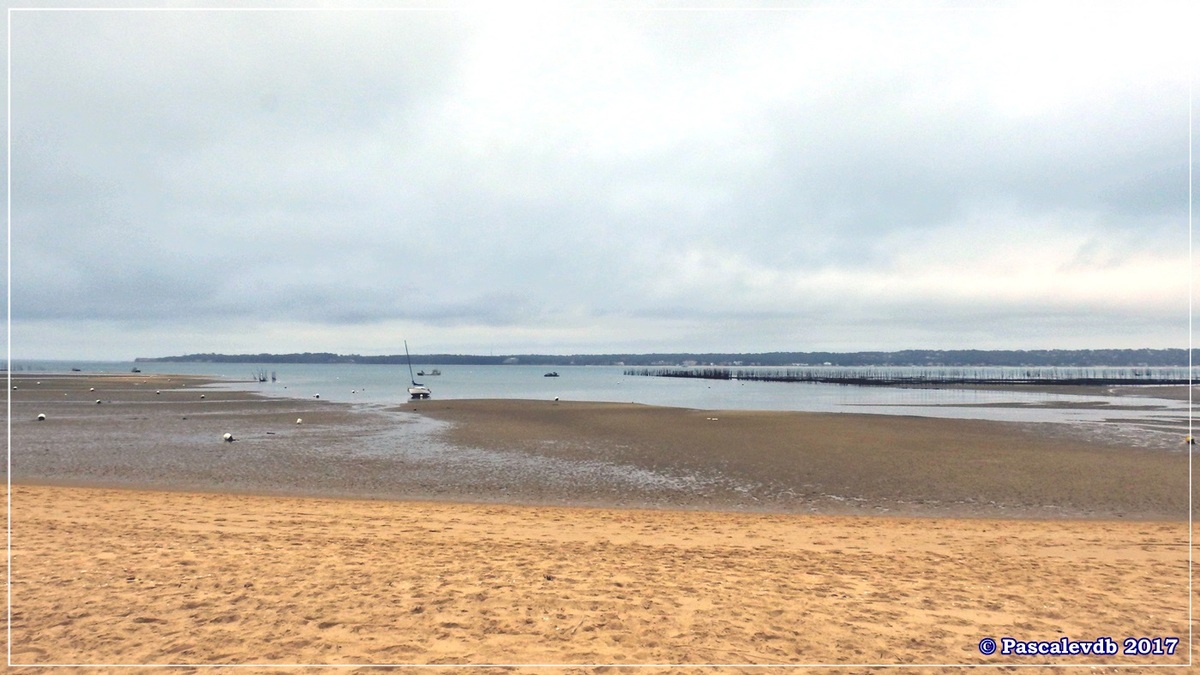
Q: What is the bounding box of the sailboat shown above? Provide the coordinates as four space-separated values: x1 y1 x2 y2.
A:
405 341 432 399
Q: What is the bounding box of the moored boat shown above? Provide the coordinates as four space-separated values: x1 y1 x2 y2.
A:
405 341 432 399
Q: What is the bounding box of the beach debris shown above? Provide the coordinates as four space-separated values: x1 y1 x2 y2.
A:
36 413 45 421
200 394 206 399
89 387 95 392
296 418 303 424
223 433 235 443
707 417 719 421
1187 436 1195 445
156 390 161 395
95 399 102 404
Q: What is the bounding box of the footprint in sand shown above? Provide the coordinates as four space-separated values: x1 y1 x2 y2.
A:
10 645 49 661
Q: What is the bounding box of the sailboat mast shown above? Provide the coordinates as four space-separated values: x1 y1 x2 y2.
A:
405 340 417 385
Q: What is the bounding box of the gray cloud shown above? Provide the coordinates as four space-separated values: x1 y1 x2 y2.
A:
10 6 1191 358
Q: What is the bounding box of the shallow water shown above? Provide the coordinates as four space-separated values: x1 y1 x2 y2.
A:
19 360 1192 426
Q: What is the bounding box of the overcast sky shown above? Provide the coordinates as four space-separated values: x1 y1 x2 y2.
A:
9 3 1195 360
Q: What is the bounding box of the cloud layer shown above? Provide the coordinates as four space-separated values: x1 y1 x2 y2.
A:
10 6 1193 358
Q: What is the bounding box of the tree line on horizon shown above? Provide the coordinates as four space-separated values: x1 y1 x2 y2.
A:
134 348 1198 368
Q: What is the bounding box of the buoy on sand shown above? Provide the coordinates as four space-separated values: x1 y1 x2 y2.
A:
36 413 45 421
296 418 303 424
223 433 235 443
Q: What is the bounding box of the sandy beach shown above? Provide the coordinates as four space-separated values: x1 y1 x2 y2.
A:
9 485 1191 670
7 374 1195 670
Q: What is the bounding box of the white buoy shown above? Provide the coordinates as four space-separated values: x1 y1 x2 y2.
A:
89 387 95 392
314 393 320 399
36 413 45 421
296 418 303 424
156 390 161 395
200 394 206 399
95 399 102 404
223 433 234 442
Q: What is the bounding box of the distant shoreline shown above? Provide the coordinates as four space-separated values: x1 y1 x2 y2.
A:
131 347 1199 368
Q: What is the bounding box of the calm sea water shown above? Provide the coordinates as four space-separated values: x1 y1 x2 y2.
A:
11 360 1192 434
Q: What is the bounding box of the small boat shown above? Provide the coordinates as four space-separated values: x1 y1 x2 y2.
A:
71 367 81 372
405 341 431 399
544 371 559 377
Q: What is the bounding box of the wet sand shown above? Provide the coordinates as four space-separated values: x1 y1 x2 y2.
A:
7 373 1195 669
10 374 1191 519
416 399 1190 519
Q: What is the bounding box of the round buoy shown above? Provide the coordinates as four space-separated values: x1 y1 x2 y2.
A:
200 394 206 399
95 399 102 404
314 393 320 399
223 433 234 443
156 390 161 395
36 413 45 421
296 418 303 424
89 387 95 392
